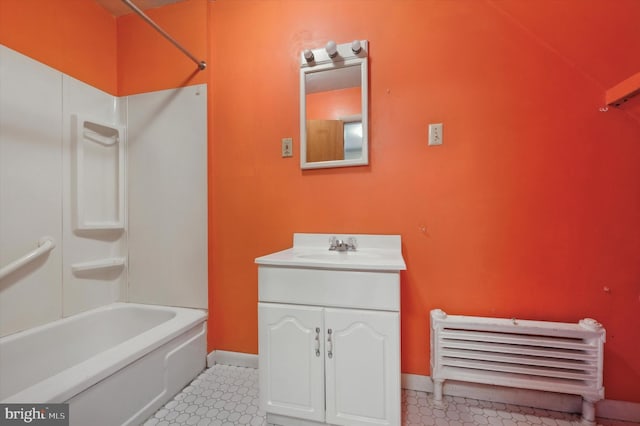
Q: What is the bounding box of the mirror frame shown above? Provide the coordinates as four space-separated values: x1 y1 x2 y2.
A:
300 41 369 170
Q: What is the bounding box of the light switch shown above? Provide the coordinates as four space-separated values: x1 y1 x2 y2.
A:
428 123 443 146
282 138 293 157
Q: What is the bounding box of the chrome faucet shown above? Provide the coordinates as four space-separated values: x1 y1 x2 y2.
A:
329 236 357 252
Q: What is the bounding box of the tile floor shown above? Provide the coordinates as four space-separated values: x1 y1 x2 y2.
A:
143 365 637 426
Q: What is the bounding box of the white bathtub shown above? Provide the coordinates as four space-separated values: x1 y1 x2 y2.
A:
0 302 207 426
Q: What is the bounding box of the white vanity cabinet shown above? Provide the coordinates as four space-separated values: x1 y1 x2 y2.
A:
256 233 406 426
258 303 399 426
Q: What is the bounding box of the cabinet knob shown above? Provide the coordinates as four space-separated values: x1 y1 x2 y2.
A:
315 327 321 357
327 328 333 359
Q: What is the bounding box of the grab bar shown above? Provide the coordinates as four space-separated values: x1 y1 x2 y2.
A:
0 237 55 280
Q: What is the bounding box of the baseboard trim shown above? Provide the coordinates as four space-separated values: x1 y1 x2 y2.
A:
597 399 640 423
401 374 640 423
401 373 433 393
206 352 639 423
402 374 581 413
207 350 259 369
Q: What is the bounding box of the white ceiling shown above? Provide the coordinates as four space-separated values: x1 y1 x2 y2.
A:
94 0 186 16
305 66 361 94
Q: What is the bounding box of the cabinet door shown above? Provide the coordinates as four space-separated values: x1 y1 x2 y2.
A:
258 303 325 422
324 308 400 426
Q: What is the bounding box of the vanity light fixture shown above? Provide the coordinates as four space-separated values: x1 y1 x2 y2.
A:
302 40 367 67
351 40 362 54
303 49 315 63
325 40 338 58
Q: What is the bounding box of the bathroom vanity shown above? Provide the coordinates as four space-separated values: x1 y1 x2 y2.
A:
256 233 406 426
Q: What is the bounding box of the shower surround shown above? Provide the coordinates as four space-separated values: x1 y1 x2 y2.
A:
0 44 207 336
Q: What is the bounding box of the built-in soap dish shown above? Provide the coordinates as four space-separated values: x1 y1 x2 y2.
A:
71 257 125 280
71 257 126 274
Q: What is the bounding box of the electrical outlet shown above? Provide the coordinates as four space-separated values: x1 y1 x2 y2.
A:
428 123 443 146
282 138 293 157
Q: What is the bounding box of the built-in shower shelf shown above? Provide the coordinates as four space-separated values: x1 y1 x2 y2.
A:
71 257 126 273
74 115 125 231
606 71 640 107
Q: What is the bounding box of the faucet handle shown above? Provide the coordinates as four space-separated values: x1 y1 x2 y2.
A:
329 236 357 251
347 237 357 250
329 236 337 250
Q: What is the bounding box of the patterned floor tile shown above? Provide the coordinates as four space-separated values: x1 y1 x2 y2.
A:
143 365 637 426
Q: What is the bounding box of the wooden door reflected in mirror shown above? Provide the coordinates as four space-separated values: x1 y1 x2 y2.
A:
306 120 345 162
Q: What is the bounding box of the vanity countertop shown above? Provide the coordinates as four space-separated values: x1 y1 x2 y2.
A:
255 233 406 272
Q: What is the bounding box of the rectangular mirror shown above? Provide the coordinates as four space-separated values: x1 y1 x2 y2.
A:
300 41 368 169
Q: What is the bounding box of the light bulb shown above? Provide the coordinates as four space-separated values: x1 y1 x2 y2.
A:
351 40 362 54
303 49 314 62
325 40 338 58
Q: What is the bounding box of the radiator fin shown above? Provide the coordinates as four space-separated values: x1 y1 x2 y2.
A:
441 329 595 351
439 366 598 396
441 357 595 381
440 348 597 372
440 339 598 361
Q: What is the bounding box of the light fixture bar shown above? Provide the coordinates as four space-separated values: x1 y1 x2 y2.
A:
301 40 368 67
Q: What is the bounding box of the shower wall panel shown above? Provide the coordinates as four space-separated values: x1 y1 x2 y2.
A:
0 46 63 336
1 45 207 335
127 84 208 309
0 46 127 335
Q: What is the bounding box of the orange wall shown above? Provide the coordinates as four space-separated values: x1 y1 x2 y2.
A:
0 0 117 94
2 0 639 404
0 0 207 96
116 0 208 95
209 0 640 403
307 87 361 120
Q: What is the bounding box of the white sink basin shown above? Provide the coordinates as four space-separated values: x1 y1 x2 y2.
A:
295 251 384 261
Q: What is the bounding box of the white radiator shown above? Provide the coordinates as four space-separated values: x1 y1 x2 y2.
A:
430 309 605 424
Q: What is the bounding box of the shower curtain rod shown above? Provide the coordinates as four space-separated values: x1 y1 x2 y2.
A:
121 0 207 71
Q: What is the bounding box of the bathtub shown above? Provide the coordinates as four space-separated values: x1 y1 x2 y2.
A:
0 302 207 426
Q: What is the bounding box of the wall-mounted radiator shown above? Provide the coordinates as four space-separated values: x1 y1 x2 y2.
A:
430 309 605 425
